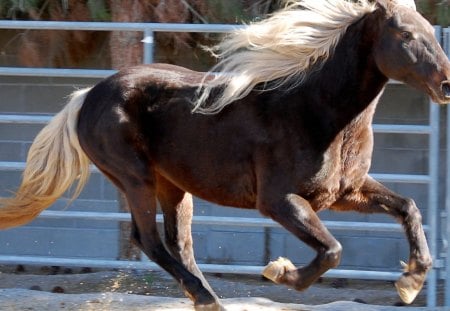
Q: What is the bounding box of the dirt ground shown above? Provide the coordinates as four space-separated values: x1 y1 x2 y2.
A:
0 265 446 310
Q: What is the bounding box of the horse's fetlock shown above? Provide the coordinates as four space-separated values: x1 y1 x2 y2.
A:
414 256 432 272
183 276 213 297
191 287 218 308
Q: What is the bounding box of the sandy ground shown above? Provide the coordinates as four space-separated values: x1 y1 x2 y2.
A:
0 289 447 311
0 266 447 310
0 288 449 311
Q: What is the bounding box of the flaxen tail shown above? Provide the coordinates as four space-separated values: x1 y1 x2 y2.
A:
0 87 92 229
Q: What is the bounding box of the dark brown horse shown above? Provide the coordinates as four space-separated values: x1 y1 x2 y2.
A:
1 0 450 309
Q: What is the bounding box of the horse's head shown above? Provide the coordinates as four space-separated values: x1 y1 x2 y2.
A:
373 0 450 104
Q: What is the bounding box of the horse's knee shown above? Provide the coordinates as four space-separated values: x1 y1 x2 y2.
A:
322 242 342 269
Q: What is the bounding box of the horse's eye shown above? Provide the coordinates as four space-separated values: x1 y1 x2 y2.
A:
401 31 412 41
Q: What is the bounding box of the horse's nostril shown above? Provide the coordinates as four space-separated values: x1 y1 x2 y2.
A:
441 81 450 98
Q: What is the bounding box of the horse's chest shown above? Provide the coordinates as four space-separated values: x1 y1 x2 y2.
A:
308 126 373 210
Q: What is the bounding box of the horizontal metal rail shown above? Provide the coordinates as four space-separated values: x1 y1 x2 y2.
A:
0 255 402 280
0 20 242 68
370 173 430 184
0 114 53 124
372 124 432 134
0 67 115 78
38 210 416 233
0 20 242 32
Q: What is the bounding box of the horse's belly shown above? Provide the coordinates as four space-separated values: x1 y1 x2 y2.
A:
155 163 257 209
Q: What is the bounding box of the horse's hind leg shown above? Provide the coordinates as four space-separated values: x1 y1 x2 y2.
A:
331 176 432 304
258 193 342 291
156 175 218 299
122 181 223 311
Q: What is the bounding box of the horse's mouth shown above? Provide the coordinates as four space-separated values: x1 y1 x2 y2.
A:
427 80 450 104
441 80 450 100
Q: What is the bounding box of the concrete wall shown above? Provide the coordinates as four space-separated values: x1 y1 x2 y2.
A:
0 76 439 273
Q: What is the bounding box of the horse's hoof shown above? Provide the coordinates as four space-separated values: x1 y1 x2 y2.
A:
394 272 425 304
262 257 296 284
194 301 226 311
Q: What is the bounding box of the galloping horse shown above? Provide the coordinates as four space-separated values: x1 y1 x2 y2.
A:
1 0 450 309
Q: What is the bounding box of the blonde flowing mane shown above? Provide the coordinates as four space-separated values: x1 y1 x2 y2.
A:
193 0 377 114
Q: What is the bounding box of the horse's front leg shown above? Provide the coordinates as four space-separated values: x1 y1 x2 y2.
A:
258 193 342 291
332 175 432 304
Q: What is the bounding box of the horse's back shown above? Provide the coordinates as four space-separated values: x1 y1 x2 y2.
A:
76 64 200 179
79 63 201 121
79 63 206 126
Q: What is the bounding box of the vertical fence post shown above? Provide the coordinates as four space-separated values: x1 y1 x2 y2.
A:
444 26 450 307
142 28 154 64
428 95 440 307
446 89 450 307
425 25 442 308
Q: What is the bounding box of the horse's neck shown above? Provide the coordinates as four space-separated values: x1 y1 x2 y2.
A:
300 10 388 133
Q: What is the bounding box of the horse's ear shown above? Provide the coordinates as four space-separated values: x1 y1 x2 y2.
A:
373 0 390 15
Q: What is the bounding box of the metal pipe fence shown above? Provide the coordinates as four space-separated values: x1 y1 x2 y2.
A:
0 20 444 307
